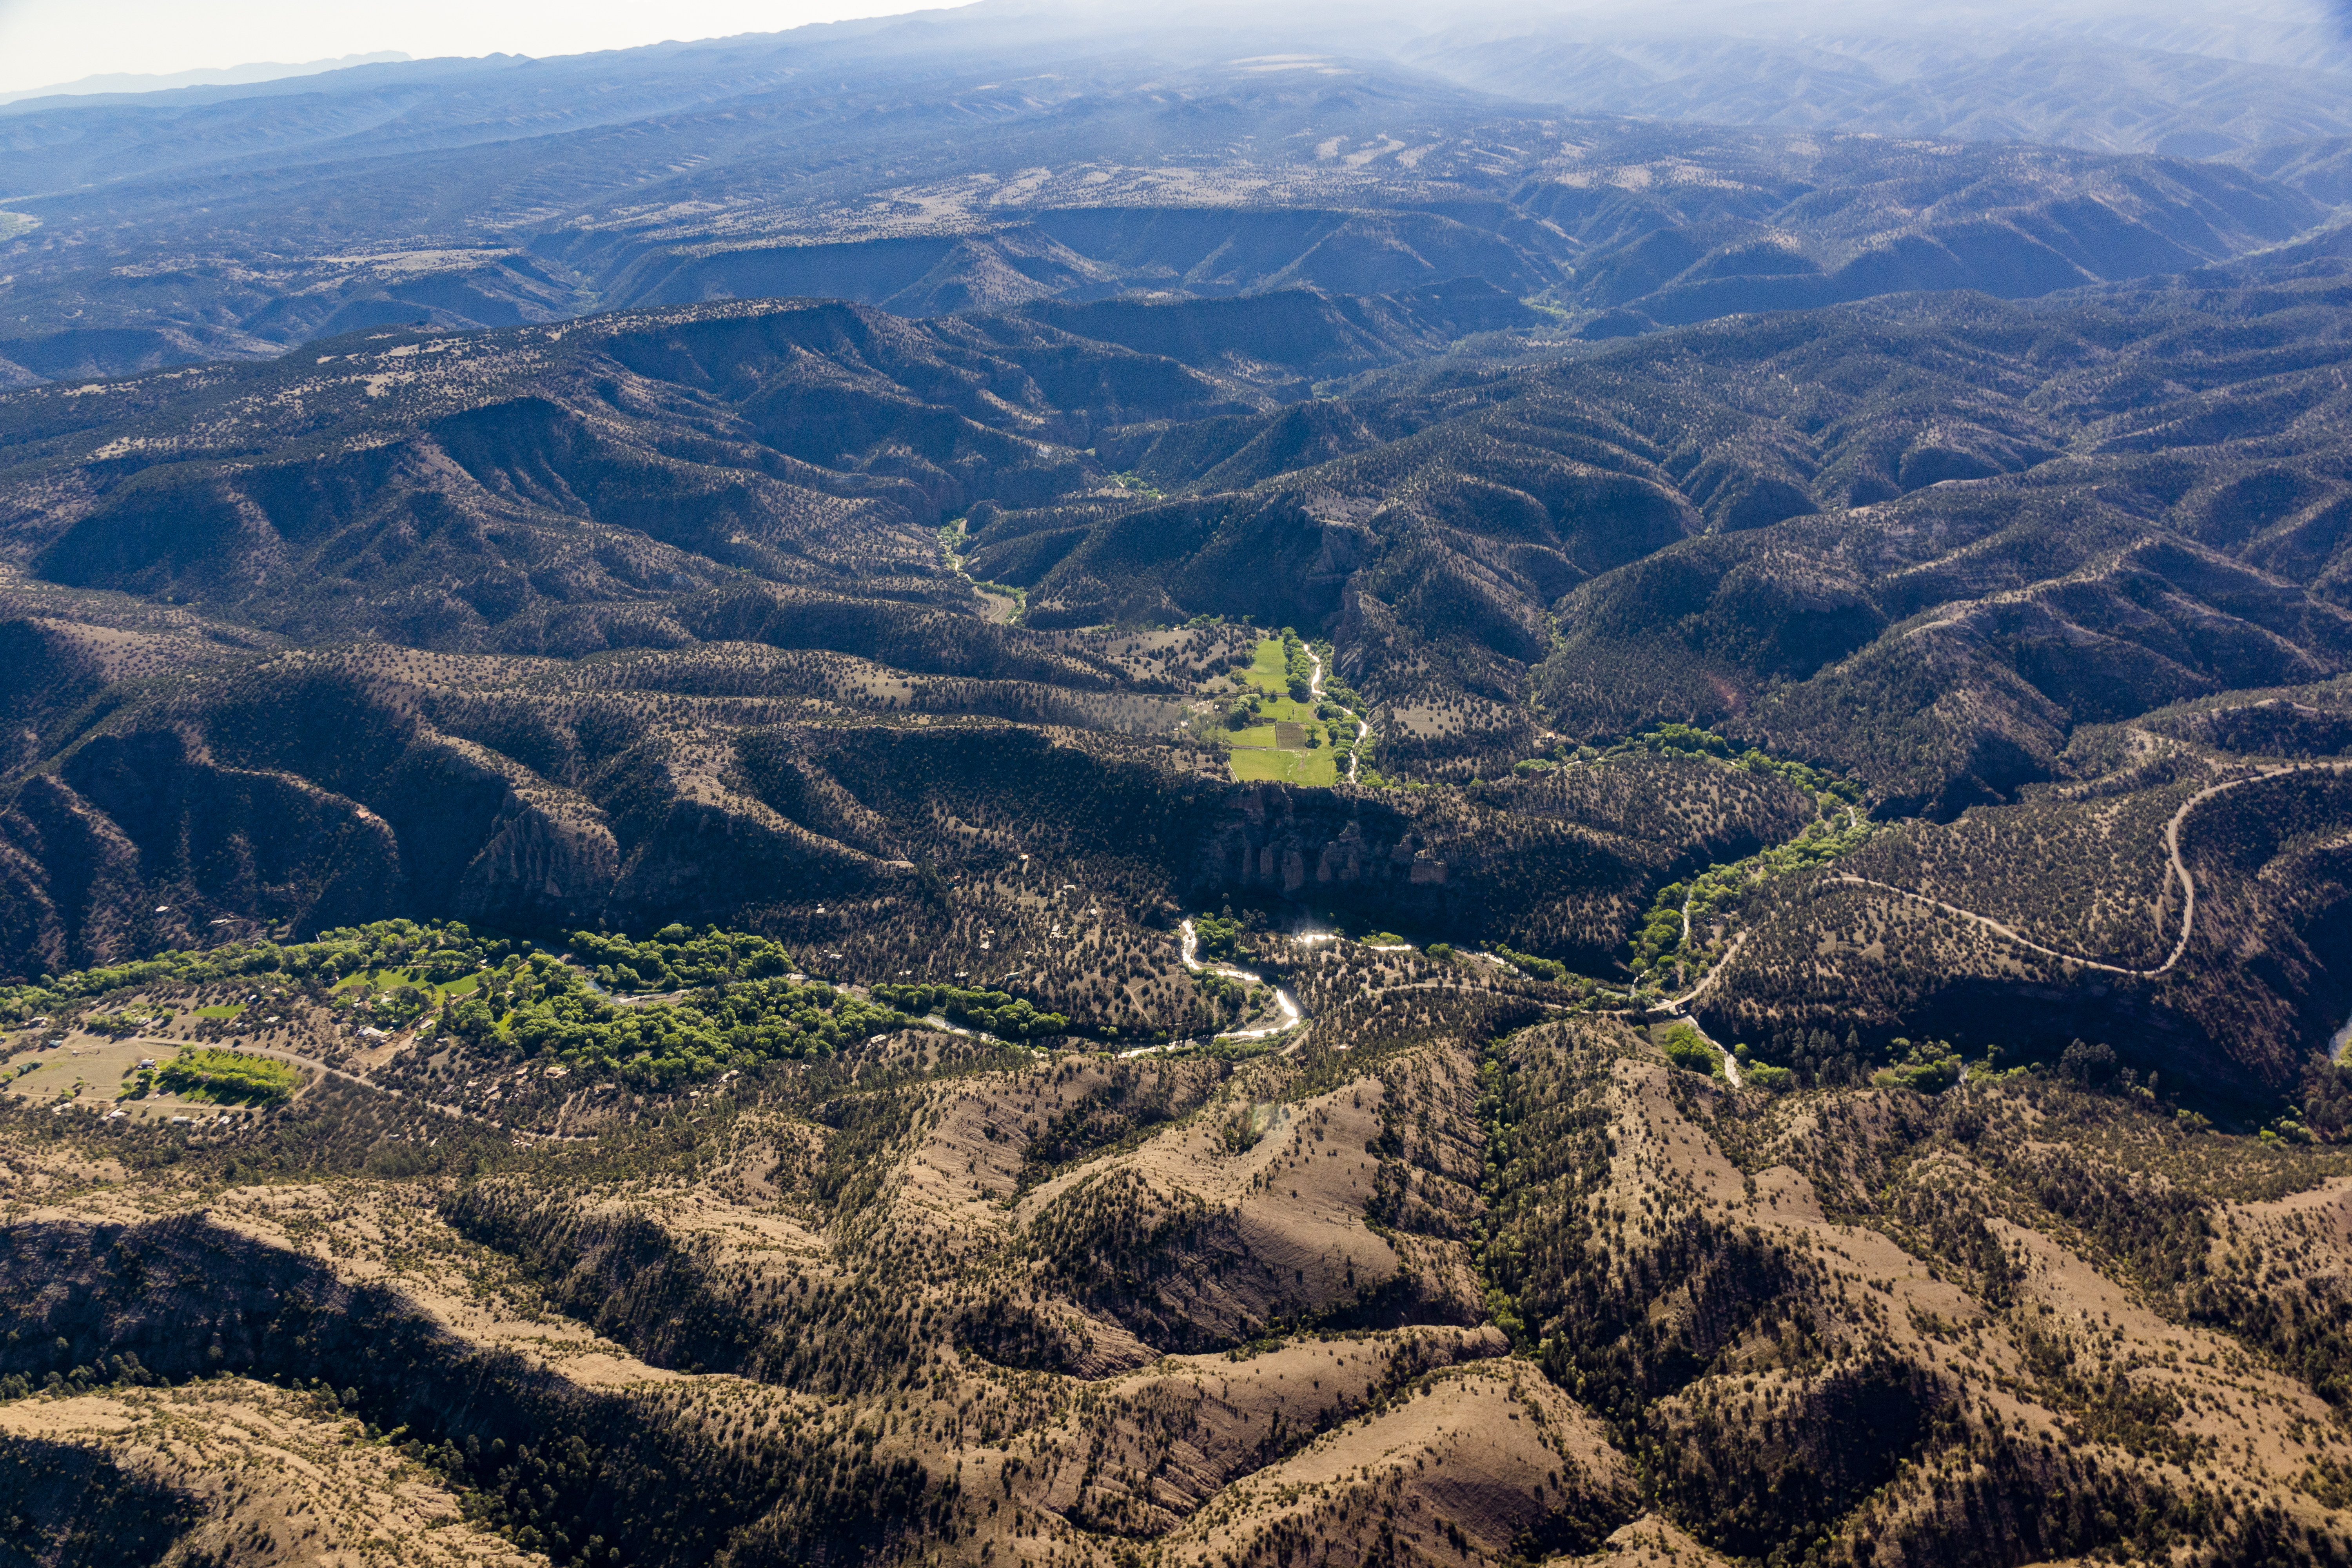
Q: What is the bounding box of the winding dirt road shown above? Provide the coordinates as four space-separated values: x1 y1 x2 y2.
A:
1822 760 2351 980
1655 932 1749 1016
136 1035 594 1141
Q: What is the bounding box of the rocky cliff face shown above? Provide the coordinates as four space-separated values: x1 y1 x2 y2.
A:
1197 784 1459 901
1190 763 1815 965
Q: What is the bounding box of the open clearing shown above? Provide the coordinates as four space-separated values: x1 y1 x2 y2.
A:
2 1034 287 1120
331 967 482 999
1229 741 1338 785
1240 637 1297 696
1226 637 1336 784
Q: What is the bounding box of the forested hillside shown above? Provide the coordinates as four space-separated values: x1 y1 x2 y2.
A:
5 267 2349 1098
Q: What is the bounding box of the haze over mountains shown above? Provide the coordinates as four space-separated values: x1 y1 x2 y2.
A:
0 52 412 110
7 5 2352 1568
4 0 2351 382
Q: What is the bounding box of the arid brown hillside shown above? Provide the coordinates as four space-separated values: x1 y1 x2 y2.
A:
9 926 2352 1568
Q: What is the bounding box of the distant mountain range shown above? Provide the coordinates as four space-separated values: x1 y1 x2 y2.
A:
1 0 2349 383
0 51 411 109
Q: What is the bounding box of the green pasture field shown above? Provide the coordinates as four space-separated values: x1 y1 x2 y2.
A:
2 1035 295 1118
330 967 481 999
1242 637 1295 695
1236 695 1316 726
1226 638 1336 785
158 1047 301 1104
1230 743 1338 786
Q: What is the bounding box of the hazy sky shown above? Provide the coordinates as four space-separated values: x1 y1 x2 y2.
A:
0 0 943 94
4 0 2348 97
